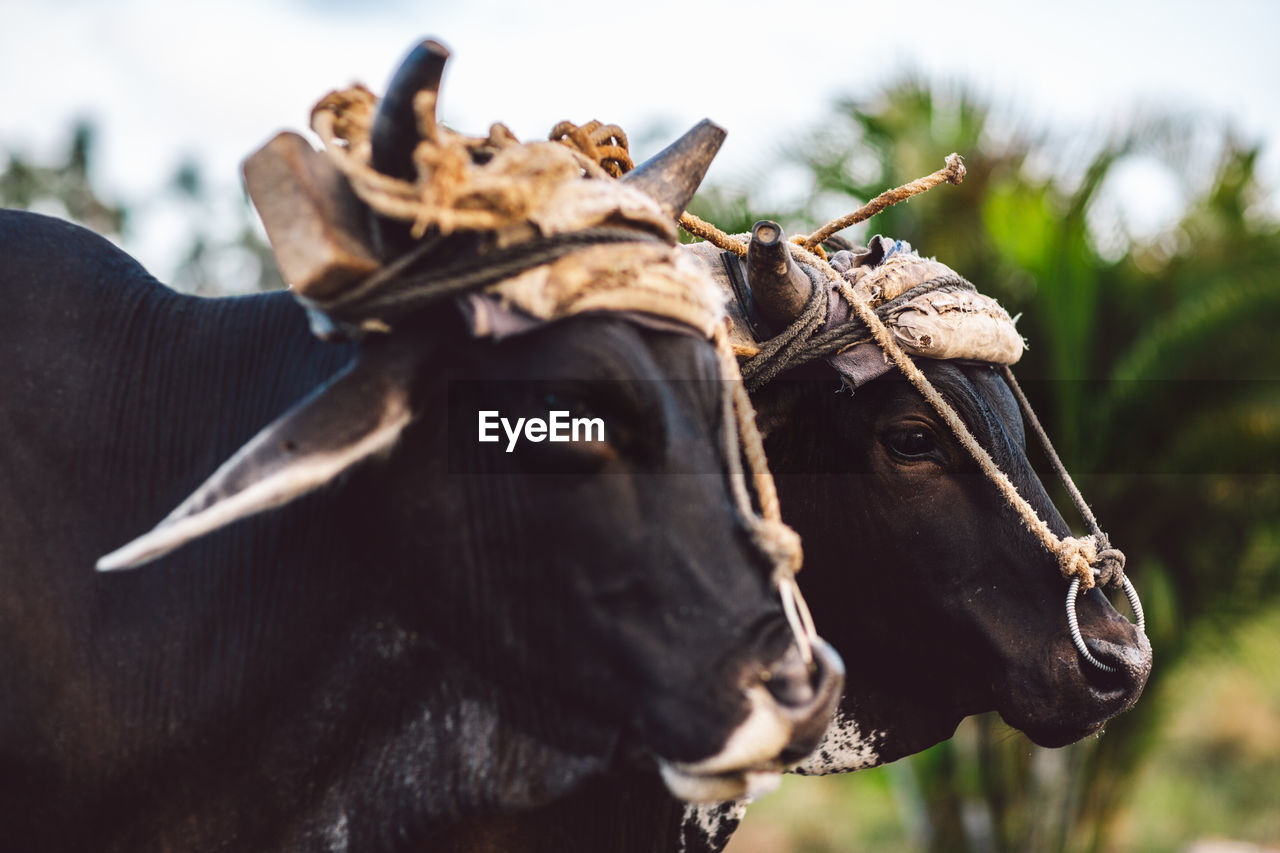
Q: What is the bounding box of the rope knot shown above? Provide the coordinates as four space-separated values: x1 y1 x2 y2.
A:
1093 546 1127 589
1057 536 1099 590
755 518 804 584
1057 536 1126 591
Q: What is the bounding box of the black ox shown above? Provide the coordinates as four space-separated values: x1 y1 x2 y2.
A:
0 45 844 851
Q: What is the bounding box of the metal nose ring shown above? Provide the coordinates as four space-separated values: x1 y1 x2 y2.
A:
1066 571 1146 673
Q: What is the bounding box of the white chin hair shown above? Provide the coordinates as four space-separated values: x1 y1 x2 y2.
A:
658 765 782 803
656 683 795 801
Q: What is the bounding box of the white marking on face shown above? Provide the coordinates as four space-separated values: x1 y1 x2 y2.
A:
673 713 886 852
659 767 780 805
657 684 793 802
791 711 883 775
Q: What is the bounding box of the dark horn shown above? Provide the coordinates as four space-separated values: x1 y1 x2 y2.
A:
621 119 726 222
747 220 813 328
371 39 450 179
370 39 450 257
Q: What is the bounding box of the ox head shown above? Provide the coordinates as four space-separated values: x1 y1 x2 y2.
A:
692 225 1151 773
94 42 843 830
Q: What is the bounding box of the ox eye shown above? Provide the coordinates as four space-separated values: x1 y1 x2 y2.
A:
883 427 940 462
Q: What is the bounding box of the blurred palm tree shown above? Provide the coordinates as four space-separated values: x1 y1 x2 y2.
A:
700 79 1280 853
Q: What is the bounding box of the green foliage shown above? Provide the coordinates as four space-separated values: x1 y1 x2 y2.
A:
708 79 1280 853
1 125 282 294
0 122 126 236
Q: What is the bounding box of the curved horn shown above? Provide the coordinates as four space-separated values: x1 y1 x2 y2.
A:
370 39 450 257
621 119 726 222
747 220 813 329
372 39 450 179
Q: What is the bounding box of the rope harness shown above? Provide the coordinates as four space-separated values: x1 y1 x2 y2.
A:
560 126 1145 672
719 234 1143 670
705 211 1145 673
844 283 1144 670
300 96 818 664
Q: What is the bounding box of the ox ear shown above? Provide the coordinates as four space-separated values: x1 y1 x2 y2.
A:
97 342 418 572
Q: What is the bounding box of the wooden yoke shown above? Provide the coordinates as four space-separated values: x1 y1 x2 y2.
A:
242 132 380 300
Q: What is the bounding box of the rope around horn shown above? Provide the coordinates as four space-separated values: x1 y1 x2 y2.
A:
312 88 613 239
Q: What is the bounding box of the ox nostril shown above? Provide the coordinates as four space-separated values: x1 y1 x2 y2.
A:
763 643 815 709
806 639 845 706
1083 636 1153 685
773 638 845 764
762 638 845 711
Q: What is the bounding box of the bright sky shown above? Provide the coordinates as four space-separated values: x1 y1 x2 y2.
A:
2 0 1277 278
